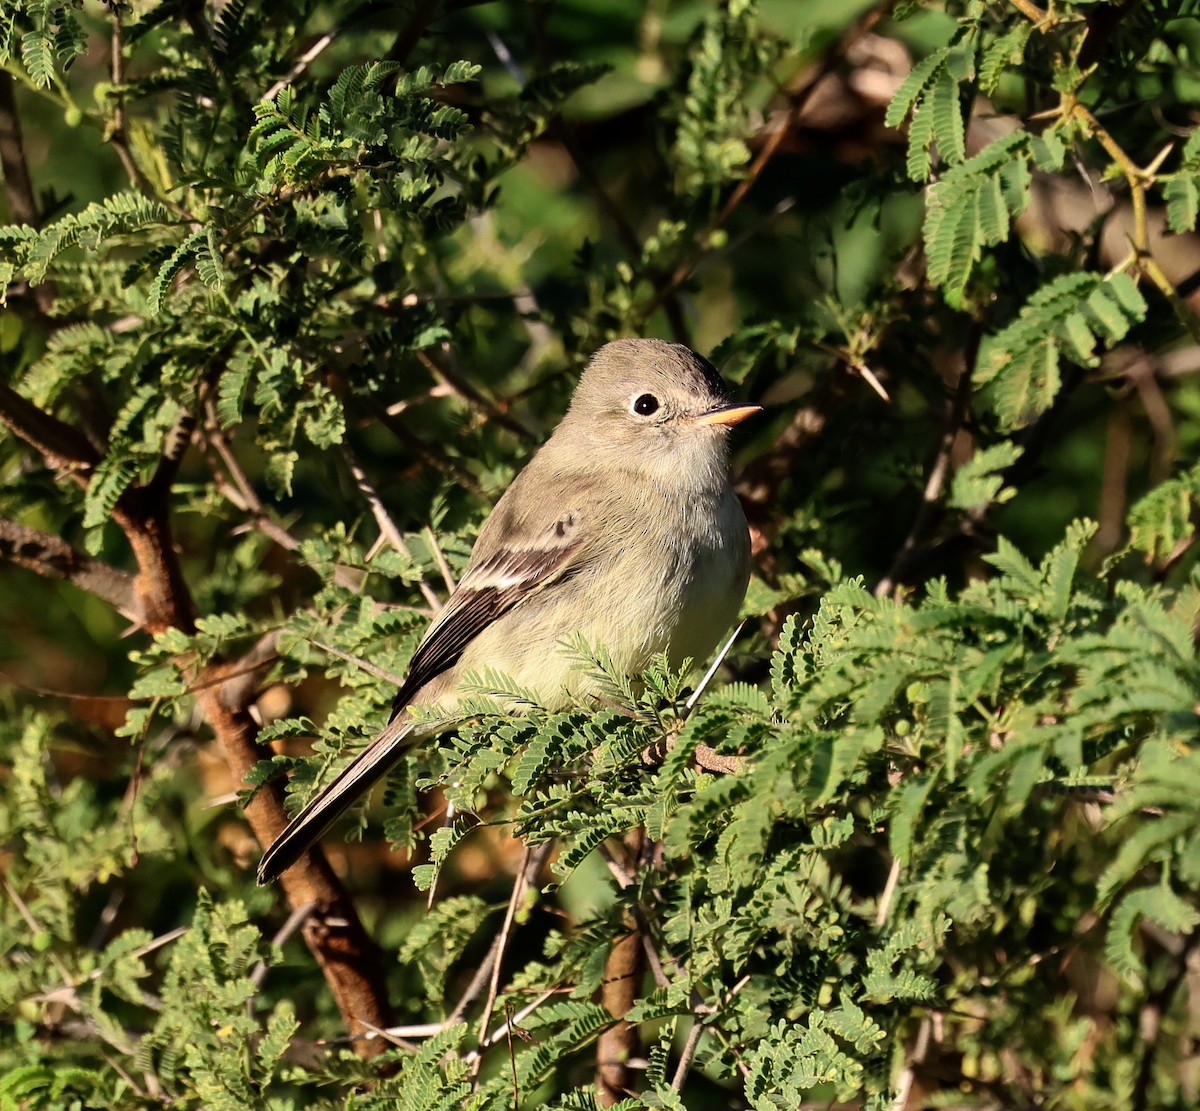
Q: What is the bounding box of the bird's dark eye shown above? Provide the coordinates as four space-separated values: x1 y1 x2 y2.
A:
633 393 660 416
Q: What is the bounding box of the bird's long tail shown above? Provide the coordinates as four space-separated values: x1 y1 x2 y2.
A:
256 715 428 884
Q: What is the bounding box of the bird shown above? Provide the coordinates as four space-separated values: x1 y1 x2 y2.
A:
257 338 759 884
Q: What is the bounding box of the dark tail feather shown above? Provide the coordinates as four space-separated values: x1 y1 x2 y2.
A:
257 716 423 884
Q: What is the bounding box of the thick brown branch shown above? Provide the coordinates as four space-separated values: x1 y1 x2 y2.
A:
198 691 393 1046
386 0 442 64
0 380 100 476
1 379 397 1052
595 927 642 1107
0 518 142 622
108 475 394 1050
0 72 39 226
596 829 646 1108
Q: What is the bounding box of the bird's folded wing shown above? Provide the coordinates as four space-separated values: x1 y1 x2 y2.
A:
389 512 587 718
256 507 589 884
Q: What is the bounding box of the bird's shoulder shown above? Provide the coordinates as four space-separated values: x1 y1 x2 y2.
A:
467 455 614 568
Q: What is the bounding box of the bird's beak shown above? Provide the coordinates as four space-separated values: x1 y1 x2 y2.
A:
693 403 762 427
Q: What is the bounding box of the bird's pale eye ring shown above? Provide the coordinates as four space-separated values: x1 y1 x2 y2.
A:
632 393 660 416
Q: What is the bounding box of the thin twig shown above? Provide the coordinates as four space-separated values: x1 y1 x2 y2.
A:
424 524 457 594
876 857 902 927
471 986 562 1057
340 440 444 611
304 638 408 688
417 347 536 442
250 901 317 994
470 843 553 1077
875 329 979 598
670 1017 706 1091
639 0 899 323
446 939 503 1027
684 622 744 715
3 876 76 993
203 403 364 593
107 7 189 217
890 1014 932 1111
264 32 337 101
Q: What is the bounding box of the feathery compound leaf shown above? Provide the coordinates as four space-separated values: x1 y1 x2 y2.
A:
215 351 254 428
948 441 1023 510
1106 886 1200 984
20 28 54 88
1164 129 1200 233
1125 463 1200 562
148 230 205 314
976 272 1147 430
13 193 174 285
196 227 226 289
979 22 1032 94
412 815 478 892
885 31 974 182
923 133 1031 295
672 0 781 195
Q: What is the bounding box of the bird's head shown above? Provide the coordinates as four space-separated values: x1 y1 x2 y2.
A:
557 338 760 491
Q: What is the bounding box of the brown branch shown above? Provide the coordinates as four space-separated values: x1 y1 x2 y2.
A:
339 439 443 611
202 401 369 593
890 1014 933 1111
0 518 142 622
595 928 642 1106
0 67 57 348
1131 927 1200 1111
113 475 395 1051
595 842 672 991
1077 0 1138 69
0 72 39 226
1008 0 1049 24
197 688 394 1051
385 0 442 64
0 380 100 477
596 829 647 1108
416 348 536 442
547 115 690 344
670 1017 706 1092
5 387 395 1053
106 8 190 218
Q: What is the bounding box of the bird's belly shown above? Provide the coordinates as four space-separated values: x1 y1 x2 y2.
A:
455 512 746 708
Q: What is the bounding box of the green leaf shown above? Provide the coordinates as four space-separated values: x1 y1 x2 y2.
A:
1164 130 1200 233
948 442 1023 511
1126 463 1200 562
923 133 1031 295
976 272 1147 430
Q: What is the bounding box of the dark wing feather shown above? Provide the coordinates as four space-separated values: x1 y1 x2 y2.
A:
389 532 584 718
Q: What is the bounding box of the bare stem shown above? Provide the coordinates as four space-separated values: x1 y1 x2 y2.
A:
470 843 553 1078
875 328 979 598
1008 0 1049 24
339 440 443 611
